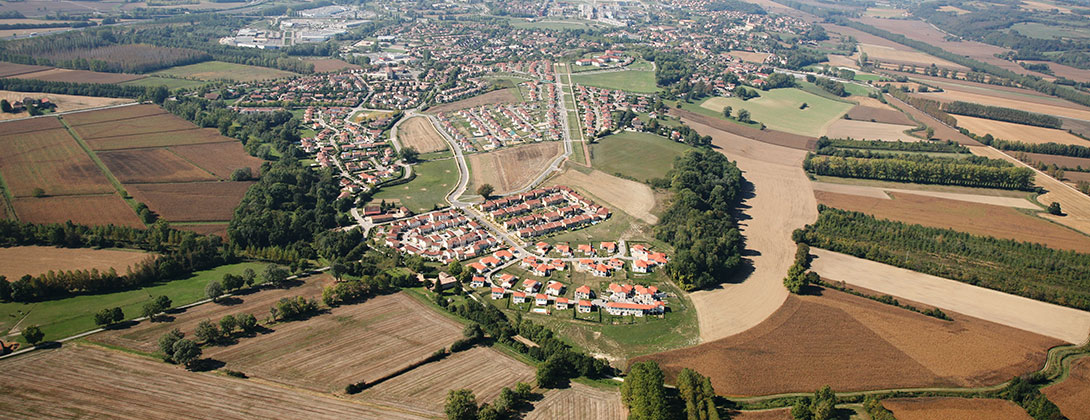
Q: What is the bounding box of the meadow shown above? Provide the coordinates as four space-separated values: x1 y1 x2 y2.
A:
699 88 854 136
591 131 692 181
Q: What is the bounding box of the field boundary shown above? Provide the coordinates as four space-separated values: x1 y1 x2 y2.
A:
56 116 146 225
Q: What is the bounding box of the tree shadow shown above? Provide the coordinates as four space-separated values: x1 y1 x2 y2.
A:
213 296 243 306
105 320 139 330
189 358 226 372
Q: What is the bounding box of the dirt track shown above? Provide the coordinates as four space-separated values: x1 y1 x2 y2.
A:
811 248 1090 344
678 116 817 342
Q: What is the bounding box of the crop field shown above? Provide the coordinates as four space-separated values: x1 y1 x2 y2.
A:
152 61 297 82
863 7 907 17
98 148 217 184
169 141 263 180
729 50 771 63
881 398 1033 420
11 195 143 228
71 113 201 140
811 177 1037 205
591 131 691 182
858 43 967 70
885 96 980 145
635 289 1060 396
699 88 854 136
672 108 817 150
844 104 915 125
466 141 560 195
1019 152 1090 171
305 58 360 73
823 119 919 142
370 158 458 213
0 245 150 282
730 409 793 420
359 346 536 414
814 190 1090 253
525 382 625 420
856 16 1031 78
399 116 449 153
86 128 231 151
121 76 206 90
0 123 114 197
971 145 1090 236
205 293 464 394
0 91 131 121
1023 60 1090 83
0 345 426 420
912 86 1090 122
549 168 657 224
127 181 253 222
426 88 521 114
955 115 1090 147
571 70 659 94
1044 357 1090 420
62 104 166 126
12 68 146 84
0 61 51 77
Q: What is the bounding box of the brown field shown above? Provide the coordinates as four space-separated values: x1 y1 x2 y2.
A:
956 115 1090 147
467 142 560 194
971 146 1090 236
730 51 771 63
635 289 1060 396
0 245 150 280
169 141 263 179
63 104 166 126
548 168 657 224
913 88 1090 122
672 108 817 150
0 61 51 77
882 398 1033 420
427 88 521 114
1044 357 1090 420
0 91 131 121
844 104 915 126
0 125 114 197
811 180 1040 208
11 194 144 228
814 190 1090 253
1023 60 1090 83
306 58 360 73
127 181 252 222
99 148 217 184
87 128 232 151
823 24 908 50
0 115 62 134
858 43 967 71
1020 152 1090 171
359 346 536 415
823 119 919 142
72 113 201 140
825 54 858 69
174 223 229 238
12 68 145 84
885 96 980 145
1062 117 1090 138
0 345 428 420
1066 171 1090 183
525 382 626 420
1021 0 1071 13
399 116 449 153
729 409 793 420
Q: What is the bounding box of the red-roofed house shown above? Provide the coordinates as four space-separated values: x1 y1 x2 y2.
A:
468 262 487 273
600 242 616 253
497 273 518 289
512 291 527 304
592 264 612 277
491 287 506 299
523 279 541 293
577 244 594 255
575 285 593 300
536 242 550 254
545 281 565 296
556 244 572 256
470 276 487 288
634 259 653 273
577 259 594 270
535 293 549 306
551 260 566 271
480 256 501 267
532 264 553 277
578 300 593 313
555 297 570 310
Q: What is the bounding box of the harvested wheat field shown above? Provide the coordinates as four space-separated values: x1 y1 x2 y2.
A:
886 96 980 145
205 293 464 394
548 168 656 224
127 181 253 222
359 346 536 415
810 248 1090 344
956 115 1090 147
0 124 114 197
1044 357 1090 420
12 68 145 84
672 108 817 150
844 104 915 126
730 51 771 63
810 180 1039 208
858 43 966 70
914 89 1090 122
72 113 198 140
971 146 1090 236
0 344 428 420
823 119 919 142
98 148 217 184
87 128 232 151
169 141 264 180
525 382 626 420
881 398 1033 420
635 288 1062 396
0 91 131 121
1020 153 1090 171
427 88 521 114
0 245 151 281
63 103 166 126
12 195 144 228
814 191 1090 253
729 409 793 420
0 61 51 77
399 116 449 153
468 142 560 195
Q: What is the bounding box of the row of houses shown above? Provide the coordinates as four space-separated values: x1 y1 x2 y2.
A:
477 275 666 317
379 209 502 262
479 185 611 239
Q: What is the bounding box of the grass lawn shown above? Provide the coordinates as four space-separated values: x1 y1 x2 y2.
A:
572 70 659 94
369 158 459 213
121 76 206 90
572 140 588 165
591 131 692 181
0 262 268 346
547 207 653 244
698 87 854 136
674 100 763 129
152 61 297 82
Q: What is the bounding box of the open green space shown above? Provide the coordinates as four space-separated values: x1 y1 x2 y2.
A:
369 158 458 213
0 262 268 346
698 87 854 136
546 203 654 244
572 140 588 165
152 61 298 82
1010 22 1090 40
591 131 691 181
121 76 207 90
571 69 659 94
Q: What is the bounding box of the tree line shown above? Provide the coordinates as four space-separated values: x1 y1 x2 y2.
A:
809 75 847 97
0 77 148 99
981 137 1090 159
803 154 1036 191
942 101 1062 129
816 137 969 154
622 361 721 420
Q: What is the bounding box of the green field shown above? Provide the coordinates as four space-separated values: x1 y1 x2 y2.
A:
369 158 458 212
152 61 298 82
0 262 268 346
698 88 854 136
591 131 691 181
571 70 659 94
121 76 206 90
1010 22 1090 40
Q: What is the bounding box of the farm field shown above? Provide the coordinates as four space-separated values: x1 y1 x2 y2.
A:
98 148 217 184
398 116 449 153
810 248 1090 344
810 178 1036 206
0 121 114 197
881 398 1033 420
525 382 625 420
305 58 360 73
591 131 691 182
911 87 1090 122
358 346 536 415
426 88 521 114
571 70 659 94
151 61 297 82
671 108 817 150
71 113 200 140
822 119 919 142
205 292 465 394
121 76 207 90
11 195 142 228
0 246 150 282
466 141 560 195
814 190 1090 253
12 68 145 84
62 103 166 126
635 288 1062 396
0 61 51 77
971 146 1090 236
86 128 231 151
729 409 793 420
370 158 458 213
548 168 657 224
0 91 132 121
843 103 915 126
729 50 771 63
955 115 1090 147
698 88 854 136
0 345 427 420
1020 152 1090 171
0 262 266 345
885 96 979 145
169 141 264 179
1022 60 1090 83
857 43 967 70
1043 357 1090 420
126 181 253 222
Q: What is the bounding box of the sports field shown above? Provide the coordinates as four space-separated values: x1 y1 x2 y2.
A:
699 88 854 136
571 70 659 94
370 158 459 213
152 61 297 82
591 131 691 182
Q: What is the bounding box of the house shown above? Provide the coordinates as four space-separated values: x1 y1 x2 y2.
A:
605 302 657 317
545 281 565 296
512 291 527 304
521 256 538 268
608 283 632 299
556 244 572 256
635 285 659 303
574 285 593 300
494 249 515 261
578 300 593 313
577 259 594 270
633 259 653 273
630 244 650 259
523 279 541 293
578 244 594 255
491 287 506 299
535 293 549 306
434 272 458 290
467 262 488 273
592 264 612 277
497 273 518 289
480 256 501 267
600 242 616 253
536 242 551 254
363 206 382 216
532 264 553 277
555 297 570 310
470 276 487 288
551 260 566 271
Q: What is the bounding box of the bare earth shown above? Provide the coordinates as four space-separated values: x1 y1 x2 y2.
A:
916 89 1090 122
971 146 1090 236
548 168 658 224
810 181 1040 209
810 248 1090 344
1043 357 1090 420
426 88 520 114
858 43 967 70
468 142 562 195
822 119 919 142
882 398 1034 420
955 115 1090 147
0 91 131 121
399 116 450 153
678 116 816 342
525 382 626 420
730 409 793 420
0 245 150 281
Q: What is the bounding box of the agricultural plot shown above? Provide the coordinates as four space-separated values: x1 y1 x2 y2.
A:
0 345 426 420
672 108 818 150
548 168 656 224
698 88 853 137
11 195 143 228
0 123 114 197
62 104 167 126
843 104 915 126
370 158 458 213
152 61 297 82
1044 357 1090 420
635 289 1061 396
858 43 967 71
971 146 1090 236
98 148 217 184
885 96 979 145
0 91 131 121
205 293 464 394
0 61 51 77
591 131 692 182
881 398 1033 420
955 115 1090 147
169 141 263 180
525 382 625 420
12 68 145 84
730 409 792 420
399 116 450 153
571 70 659 94
71 113 200 140
1020 152 1090 171
127 181 253 222
823 119 919 142
0 245 150 282
86 128 231 151
810 178 1037 207
304 58 360 73
121 76 206 90
729 50 772 63
912 85 1090 122
466 142 560 195
426 88 521 114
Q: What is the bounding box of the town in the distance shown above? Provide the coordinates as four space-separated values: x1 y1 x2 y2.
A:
0 0 1089 418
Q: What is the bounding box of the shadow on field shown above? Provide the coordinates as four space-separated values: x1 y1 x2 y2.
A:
213 296 243 306
189 358 226 372
105 320 140 330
